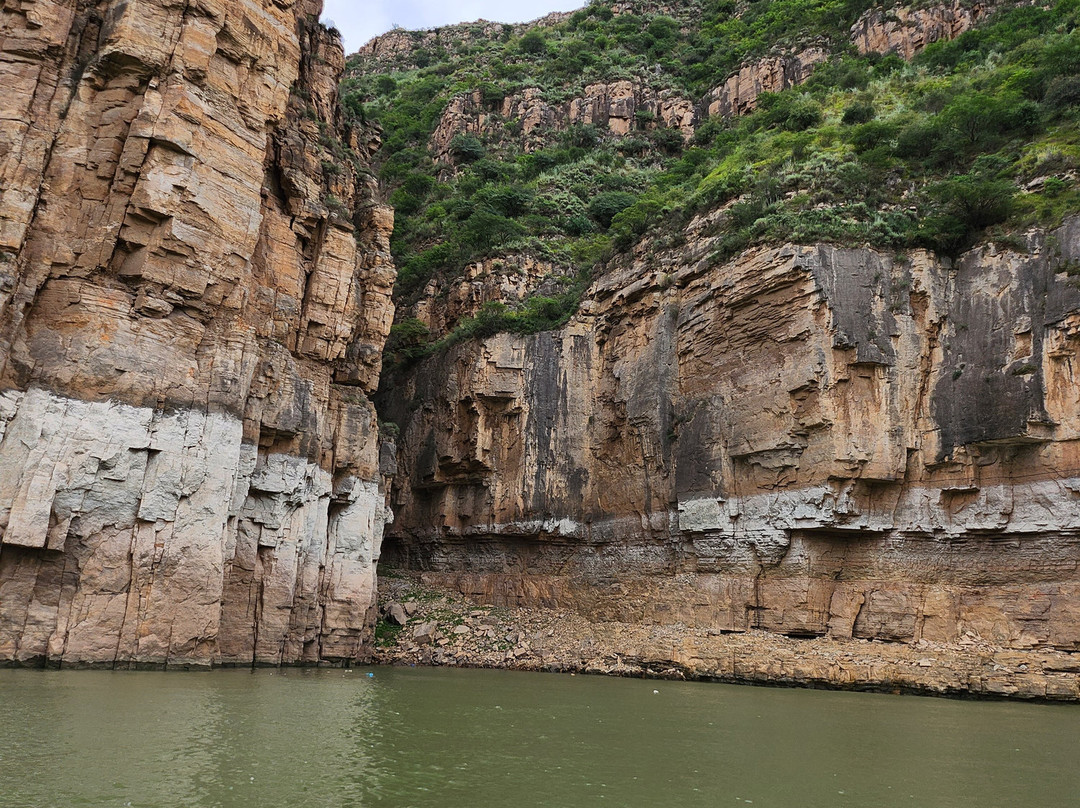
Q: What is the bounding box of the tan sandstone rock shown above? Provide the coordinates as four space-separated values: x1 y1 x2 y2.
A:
850 1 994 60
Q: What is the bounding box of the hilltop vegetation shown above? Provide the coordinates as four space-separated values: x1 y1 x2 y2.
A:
341 0 1080 350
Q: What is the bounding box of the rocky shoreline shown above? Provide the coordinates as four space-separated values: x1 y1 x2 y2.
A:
374 573 1080 702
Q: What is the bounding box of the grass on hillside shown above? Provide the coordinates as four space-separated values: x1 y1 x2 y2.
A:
340 0 1080 354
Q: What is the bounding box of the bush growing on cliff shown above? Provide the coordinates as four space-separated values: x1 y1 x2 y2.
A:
610 196 667 249
916 168 1017 254
587 191 637 228
476 184 534 217
459 209 527 253
439 283 586 348
841 101 875 126
397 243 458 295
386 317 432 363
449 134 486 163
519 30 547 55
755 93 823 132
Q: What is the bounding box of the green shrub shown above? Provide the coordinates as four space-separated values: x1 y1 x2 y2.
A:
449 133 486 163
587 191 638 228
398 242 459 294
517 150 560 180
519 31 546 54
610 197 664 249
562 124 600 149
806 59 871 93
895 120 945 160
469 158 516 183
1044 75 1080 109
437 281 587 348
459 209 527 253
757 93 822 131
563 214 595 236
930 173 1016 231
477 184 534 217
1044 176 1067 197
388 187 423 216
848 120 897 153
375 75 398 96
650 127 686 155
841 101 875 126
386 317 431 362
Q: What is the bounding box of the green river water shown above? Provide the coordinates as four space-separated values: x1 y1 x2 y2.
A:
0 666 1076 808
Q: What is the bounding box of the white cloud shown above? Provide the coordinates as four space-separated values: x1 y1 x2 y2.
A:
321 0 585 53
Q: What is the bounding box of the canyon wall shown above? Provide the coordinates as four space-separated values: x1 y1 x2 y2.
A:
0 0 395 667
380 217 1080 652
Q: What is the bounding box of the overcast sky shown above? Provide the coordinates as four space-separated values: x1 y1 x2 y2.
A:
321 0 586 53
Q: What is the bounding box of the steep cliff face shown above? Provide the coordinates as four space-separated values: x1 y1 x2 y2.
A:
400 254 563 338
430 81 698 163
0 0 395 666
365 0 1080 659
709 1 994 118
381 216 1080 653
850 0 992 59
704 47 829 119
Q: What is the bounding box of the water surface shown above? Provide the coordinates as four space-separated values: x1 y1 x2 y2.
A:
0 666 1075 807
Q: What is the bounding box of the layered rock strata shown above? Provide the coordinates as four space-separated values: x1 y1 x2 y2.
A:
380 218 1080 654
376 574 1080 701
430 81 698 163
0 0 395 667
400 255 569 336
705 47 828 119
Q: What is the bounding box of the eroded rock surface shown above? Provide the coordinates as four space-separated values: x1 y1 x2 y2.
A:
0 0 395 667
850 1 993 60
705 48 828 119
400 254 569 337
380 218 1080 655
431 81 697 163
375 573 1080 700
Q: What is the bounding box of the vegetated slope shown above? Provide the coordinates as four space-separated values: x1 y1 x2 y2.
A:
344 0 1080 361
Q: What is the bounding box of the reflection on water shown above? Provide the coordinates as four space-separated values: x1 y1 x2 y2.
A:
0 666 1076 808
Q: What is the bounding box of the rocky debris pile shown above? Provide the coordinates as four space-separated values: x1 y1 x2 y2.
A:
375 574 590 669
375 573 1080 701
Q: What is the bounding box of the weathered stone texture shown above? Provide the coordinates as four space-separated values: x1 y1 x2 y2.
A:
705 48 829 119
850 1 993 60
0 0 396 666
350 12 575 74
381 218 1080 653
399 254 567 338
429 80 697 166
